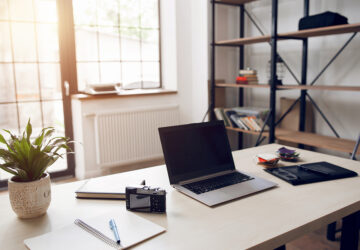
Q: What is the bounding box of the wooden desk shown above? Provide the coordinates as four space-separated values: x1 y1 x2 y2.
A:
1 144 360 250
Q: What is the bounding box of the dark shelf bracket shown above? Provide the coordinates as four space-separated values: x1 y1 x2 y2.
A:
210 0 216 121
310 32 358 86
255 109 272 146
275 97 300 126
306 93 340 138
351 134 360 160
244 8 301 85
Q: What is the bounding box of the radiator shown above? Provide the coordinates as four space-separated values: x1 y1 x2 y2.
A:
92 105 180 167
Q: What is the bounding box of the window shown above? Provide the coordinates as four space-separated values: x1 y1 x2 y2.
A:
0 0 68 183
72 0 161 90
0 0 161 187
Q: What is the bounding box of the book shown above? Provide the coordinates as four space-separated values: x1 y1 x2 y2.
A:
224 110 238 127
214 108 224 121
230 114 248 130
231 106 269 120
24 209 166 250
239 69 257 75
220 108 231 127
75 177 142 200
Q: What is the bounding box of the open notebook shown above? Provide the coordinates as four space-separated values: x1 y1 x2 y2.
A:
24 209 166 250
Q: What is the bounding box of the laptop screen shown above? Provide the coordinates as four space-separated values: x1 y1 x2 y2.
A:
158 121 235 184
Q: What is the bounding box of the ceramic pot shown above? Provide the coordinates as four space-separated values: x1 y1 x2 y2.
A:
8 173 51 219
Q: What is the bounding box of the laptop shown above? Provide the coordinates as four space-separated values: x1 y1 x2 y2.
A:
158 120 277 206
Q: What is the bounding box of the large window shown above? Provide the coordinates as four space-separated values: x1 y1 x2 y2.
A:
0 0 161 186
72 0 161 90
0 0 67 182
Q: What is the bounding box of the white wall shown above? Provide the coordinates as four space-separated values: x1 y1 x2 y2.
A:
72 0 211 178
175 0 209 124
214 0 360 156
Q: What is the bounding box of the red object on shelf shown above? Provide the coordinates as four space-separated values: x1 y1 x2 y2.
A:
236 76 248 84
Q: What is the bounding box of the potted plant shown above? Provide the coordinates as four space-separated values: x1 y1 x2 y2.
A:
0 120 71 219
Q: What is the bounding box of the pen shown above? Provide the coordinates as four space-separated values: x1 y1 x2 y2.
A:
109 219 121 244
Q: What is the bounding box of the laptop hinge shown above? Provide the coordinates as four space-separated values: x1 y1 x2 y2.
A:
178 169 236 185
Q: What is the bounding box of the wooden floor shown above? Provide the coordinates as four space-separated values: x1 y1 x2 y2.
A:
287 226 340 250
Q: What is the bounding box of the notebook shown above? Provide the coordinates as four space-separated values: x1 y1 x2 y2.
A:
75 177 143 200
24 209 166 250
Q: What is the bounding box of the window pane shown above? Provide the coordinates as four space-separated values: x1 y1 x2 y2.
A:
9 0 34 21
41 100 66 173
39 63 61 100
141 29 159 61
12 23 36 62
37 24 59 62
142 62 159 88
77 62 100 90
75 26 98 61
0 1 9 20
98 0 119 26
99 27 120 61
0 23 12 62
72 0 96 26
18 102 42 135
48 151 67 172
120 0 140 28
0 64 15 102
15 63 40 101
121 28 140 61
35 0 58 23
42 100 64 130
100 62 121 83
140 0 158 28
0 103 18 135
122 62 141 88
0 103 18 181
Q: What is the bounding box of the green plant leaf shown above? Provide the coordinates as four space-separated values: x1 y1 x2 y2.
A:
26 119 32 142
0 162 18 176
3 129 17 140
0 133 7 145
0 120 71 181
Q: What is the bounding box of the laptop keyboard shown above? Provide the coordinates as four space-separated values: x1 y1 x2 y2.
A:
182 172 253 195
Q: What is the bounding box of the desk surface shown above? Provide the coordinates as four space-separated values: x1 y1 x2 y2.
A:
1 144 360 250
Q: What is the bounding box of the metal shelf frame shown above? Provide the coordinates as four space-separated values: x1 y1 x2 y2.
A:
210 0 359 149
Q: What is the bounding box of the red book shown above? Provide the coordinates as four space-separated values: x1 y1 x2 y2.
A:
236 76 248 84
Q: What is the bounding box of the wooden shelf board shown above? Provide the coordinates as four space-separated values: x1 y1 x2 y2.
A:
216 83 360 91
214 0 256 5
216 83 270 88
216 36 270 46
278 85 360 91
276 130 360 155
216 23 360 46
226 127 359 155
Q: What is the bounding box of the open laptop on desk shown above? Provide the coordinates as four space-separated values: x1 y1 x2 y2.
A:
158 120 277 206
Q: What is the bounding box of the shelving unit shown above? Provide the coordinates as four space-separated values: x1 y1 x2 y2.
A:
209 0 360 156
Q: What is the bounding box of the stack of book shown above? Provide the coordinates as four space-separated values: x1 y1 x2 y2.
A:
236 69 258 84
214 106 269 132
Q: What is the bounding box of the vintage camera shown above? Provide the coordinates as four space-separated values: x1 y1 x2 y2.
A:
125 186 166 213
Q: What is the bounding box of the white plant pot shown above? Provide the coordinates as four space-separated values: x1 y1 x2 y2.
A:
8 173 51 219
